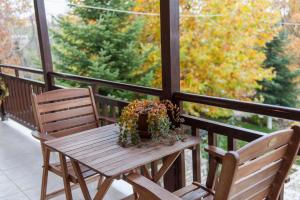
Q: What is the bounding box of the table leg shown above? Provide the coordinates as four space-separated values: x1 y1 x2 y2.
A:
59 153 73 200
153 151 181 183
93 177 114 200
40 145 50 200
70 159 92 200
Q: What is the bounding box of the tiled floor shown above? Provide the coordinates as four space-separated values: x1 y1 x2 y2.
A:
0 120 133 200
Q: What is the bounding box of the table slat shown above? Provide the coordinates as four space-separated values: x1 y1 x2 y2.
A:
45 124 200 177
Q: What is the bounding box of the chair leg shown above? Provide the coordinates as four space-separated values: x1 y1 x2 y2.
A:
41 148 50 200
59 153 73 200
134 190 139 200
70 159 92 200
97 175 104 190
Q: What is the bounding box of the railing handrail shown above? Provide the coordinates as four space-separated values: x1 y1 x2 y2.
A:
0 73 45 87
182 114 265 142
0 64 43 74
49 71 163 96
1 63 299 121
175 92 300 121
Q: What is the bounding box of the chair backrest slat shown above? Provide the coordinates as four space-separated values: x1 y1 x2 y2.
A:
238 129 293 164
232 159 282 194
36 88 90 103
236 144 288 178
214 126 300 200
32 88 99 138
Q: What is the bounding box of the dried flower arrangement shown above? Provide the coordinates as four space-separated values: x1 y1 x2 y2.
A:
118 99 185 146
0 78 9 103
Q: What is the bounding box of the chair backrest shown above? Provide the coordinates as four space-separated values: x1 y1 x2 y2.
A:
32 87 99 138
214 126 300 200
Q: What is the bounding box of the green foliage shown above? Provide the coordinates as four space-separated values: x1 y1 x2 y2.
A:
257 31 300 107
51 0 155 99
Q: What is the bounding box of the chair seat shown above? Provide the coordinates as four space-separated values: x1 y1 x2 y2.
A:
180 188 213 200
50 160 98 183
174 183 214 200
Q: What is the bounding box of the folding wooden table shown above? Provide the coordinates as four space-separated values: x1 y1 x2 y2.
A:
45 124 201 200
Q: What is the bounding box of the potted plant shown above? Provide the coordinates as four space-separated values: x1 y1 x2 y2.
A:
0 78 8 105
118 100 183 146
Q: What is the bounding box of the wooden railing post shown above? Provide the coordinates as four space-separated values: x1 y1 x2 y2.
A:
160 0 184 192
33 0 54 91
192 128 201 182
0 67 7 121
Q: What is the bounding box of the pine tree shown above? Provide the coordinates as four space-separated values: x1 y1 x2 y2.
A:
51 0 154 99
257 32 300 107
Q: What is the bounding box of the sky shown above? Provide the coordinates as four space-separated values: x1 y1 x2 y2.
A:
44 0 69 17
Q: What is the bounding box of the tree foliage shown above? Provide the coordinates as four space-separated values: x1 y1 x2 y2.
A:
134 0 281 117
52 0 155 99
257 32 300 107
0 0 30 65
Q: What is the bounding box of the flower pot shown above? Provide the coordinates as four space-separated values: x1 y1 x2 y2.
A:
138 113 151 139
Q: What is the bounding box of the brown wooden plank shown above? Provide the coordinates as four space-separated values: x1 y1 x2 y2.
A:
18 79 26 121
41 106 94 123
232 159 282 194
101 137 200 177
50 123 98 138
36 88 89 103
237 145 288 178
65 141 119 157
61 135 119 154
75 145 122 161
55 130 118 151
84 144 164 169
173 184 199 197
238 129 293 163
126 173 181 200
43 114 96 132
248 186 271 200
153 152 181 182
38 97 92 113
230 174 276 200
191 127 201 182
47 124 116 146
268 126 300 199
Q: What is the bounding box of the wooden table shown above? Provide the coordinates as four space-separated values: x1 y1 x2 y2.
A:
45 124 200 200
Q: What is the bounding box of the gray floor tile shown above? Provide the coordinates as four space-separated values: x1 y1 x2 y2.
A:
0 181 24 198
0 193 30 200
0 120 133 200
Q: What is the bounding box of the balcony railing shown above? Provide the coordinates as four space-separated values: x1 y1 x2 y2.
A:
1 63 299 196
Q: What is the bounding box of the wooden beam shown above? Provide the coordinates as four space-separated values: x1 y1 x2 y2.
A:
160 0 184 192
160 0 180 100
33 0 54 91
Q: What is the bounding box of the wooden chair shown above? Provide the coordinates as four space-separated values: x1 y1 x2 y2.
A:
31 88 101 200
126 126 300 200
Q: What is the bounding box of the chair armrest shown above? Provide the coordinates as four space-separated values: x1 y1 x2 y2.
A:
126 173 181 200
31 131 55 142
204 146 226 161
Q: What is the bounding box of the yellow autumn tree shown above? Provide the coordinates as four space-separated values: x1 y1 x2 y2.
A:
0 0 31 65
134 0 281 117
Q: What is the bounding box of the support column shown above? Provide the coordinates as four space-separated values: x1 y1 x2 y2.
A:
33 0 54 91
160 0 184 192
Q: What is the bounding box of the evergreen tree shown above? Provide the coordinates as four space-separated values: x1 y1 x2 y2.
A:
257 32 300 107
51 0 154 99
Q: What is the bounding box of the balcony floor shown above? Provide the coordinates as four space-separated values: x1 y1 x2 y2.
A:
0 120 133 200
0 119 299 200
